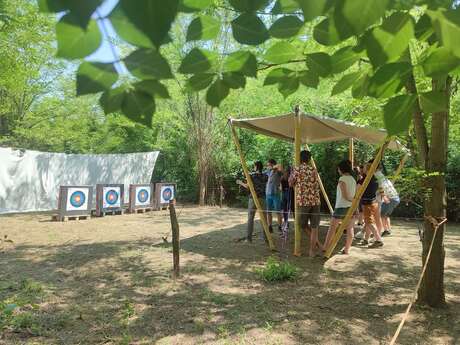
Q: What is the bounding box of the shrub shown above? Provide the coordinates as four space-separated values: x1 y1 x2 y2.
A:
256 256 298 282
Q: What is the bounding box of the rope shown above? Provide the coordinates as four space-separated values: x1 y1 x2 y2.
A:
389 216 447 345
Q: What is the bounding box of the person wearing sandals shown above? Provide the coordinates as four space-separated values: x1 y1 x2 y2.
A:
323 160 357 255
374 164 400 236
289 150 322 257
358 161 384 248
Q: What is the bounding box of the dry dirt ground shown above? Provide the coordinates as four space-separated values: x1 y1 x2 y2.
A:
0 206 459 345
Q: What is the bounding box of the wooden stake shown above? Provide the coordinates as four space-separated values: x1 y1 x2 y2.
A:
306 145 333 215
169 200 180 278
393 153 409 181
230 123 276 250
324 137 392 258
294 108 302 256
349 138 354 167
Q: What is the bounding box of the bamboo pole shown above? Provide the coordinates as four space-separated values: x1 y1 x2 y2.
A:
349 138 354 167
392 153 409 181
306 145 333 215
169 200 180 278
294 108 302 256
324 137 392 258
230 123 276 250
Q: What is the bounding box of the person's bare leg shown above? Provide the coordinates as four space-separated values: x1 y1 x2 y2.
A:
375 206 383 235
344 222 355 254
370 223 382 241
309 228 319 257
324 218 339 250
277 212 282 227
364 224 371 241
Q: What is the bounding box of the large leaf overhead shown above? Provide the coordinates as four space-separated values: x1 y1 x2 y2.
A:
364 12 414 68
421 47 460 77
109 4 153 48
330 46 359 74
223 51 258 77
124 49 173 80
206 79 229 107
76 62 118 95
119 0 178 47
179 0 213 12
295 0 327 22
272 0 300 14
427 8 460 58
331 71 361 96
229 0 270 12
178 48 218 74
186 15 220 41
56 14 102 59
135 80 170 99
269 16 304 38
39 0 103 28
383 94 416 135
264 42 297 64
231 13 269 45
313 18 341 46
367 62 412 99
186 73 215 91
121 90 155 127
306 52 331 77
335 0 389 36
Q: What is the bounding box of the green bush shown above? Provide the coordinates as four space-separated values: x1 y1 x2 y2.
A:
256 256 298 282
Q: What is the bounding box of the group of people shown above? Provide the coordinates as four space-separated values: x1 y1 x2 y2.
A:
238 150 400 257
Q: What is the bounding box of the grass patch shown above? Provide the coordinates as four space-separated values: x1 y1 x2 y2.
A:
256 256 298 282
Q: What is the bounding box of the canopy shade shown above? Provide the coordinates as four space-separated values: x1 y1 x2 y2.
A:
230 113 405 151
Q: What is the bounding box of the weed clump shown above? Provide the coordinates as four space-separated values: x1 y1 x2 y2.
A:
256 256 298 282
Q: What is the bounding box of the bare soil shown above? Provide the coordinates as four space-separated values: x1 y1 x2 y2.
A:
1 206 459 345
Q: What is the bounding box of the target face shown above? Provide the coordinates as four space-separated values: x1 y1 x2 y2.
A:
160 185 175 204
103 187 121 209
135 186 151 206
66 188 89 211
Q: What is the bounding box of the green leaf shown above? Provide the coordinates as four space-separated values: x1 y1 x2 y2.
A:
56 14 102 59
134 80 170 99
306 52 331 77
313 18 341 46
178 48 217 74
39 0 102 28
427 9 460 58
419 91 448 113
120 0 178 48
295 0 327 22
331 71 362 96
364 12 415 68
222 72 246 89
298 70 319 88
121 90 155 127
109 4 153 48
186 15 220 41
206 79 230 107
76 62 118 96
179 0 213 12
124 48 173 80
269 16 304 38
223 51 257 77
231 13 269 45
100 86 129 114
335 0 389 36
421 46 460 77
352 73 370 99
186 73 215 91
383 94 416 136
263 68 295 86
272 0 300 14
38 0 66 12
278 74 299 98
264 42 297 64
228 0 270 12
415 13 435 41
331 46 359 74
367 62 412 99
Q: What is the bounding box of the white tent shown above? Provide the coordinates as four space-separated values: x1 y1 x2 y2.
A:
230 112 405 151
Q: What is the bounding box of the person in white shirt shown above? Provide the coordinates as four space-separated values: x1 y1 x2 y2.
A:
323 160 357 255
374 165 400 236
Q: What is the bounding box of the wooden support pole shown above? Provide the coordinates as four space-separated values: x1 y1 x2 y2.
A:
393 153 409 181
169 200 180 278
294 108 302 256
349 138 354 167
324 137 392 258
306 145 334 215
230 123 276 250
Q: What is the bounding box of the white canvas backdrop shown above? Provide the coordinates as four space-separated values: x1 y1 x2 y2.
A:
0 148 159 213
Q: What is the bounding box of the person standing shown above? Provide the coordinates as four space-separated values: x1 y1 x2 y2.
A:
237 161 268 243
323 160 357 255
289 150 322 257
280 166 294 231
375 165 400 236
265 159 283 233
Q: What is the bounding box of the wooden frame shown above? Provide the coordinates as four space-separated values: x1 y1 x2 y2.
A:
294 108 302 256
95 184 124 217
154 182 176 210
129 184 153 213
56 185 93 221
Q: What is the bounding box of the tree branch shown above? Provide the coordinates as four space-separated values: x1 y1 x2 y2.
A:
257 59 306 71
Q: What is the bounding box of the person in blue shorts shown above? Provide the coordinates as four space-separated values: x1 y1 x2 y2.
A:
265 158 283 233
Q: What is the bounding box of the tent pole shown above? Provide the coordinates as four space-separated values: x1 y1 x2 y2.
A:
392 153 409 181
230 122 276 251
306 145 333 215
349 138 354 167
324 137 392 258
294 107 302 256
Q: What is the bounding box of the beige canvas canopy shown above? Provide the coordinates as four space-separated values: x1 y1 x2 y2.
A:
230 112 406 151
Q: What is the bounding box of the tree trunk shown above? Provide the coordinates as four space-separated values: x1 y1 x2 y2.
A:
417 77 451 307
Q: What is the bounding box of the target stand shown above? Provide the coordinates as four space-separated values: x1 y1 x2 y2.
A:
95 184 124 217
53 185 93 221
154 183 176 210
129 184 153 213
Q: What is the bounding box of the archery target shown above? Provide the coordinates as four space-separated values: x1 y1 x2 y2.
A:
66 188 89 211
160 185 175 204
103 186 121 209
135 186 151 206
